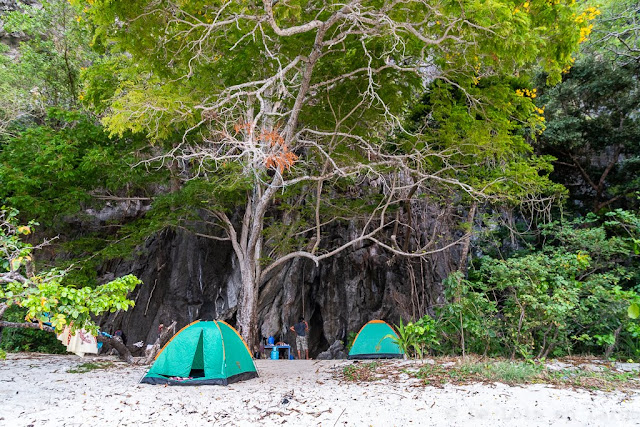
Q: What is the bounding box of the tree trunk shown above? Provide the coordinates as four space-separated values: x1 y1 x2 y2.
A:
237 264 259 354
604 325 622 359
226 177 279 354
98 334 134 364
457 201 477 275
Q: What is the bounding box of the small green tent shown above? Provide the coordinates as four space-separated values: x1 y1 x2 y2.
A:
348 320 404 359
141 320 258 385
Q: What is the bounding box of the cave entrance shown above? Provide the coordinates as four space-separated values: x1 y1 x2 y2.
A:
310 303 328 358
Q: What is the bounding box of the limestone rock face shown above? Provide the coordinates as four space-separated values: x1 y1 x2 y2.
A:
98 228 239 347
98 220 459 357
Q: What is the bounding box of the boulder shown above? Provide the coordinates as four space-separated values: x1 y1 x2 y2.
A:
316 340 347 360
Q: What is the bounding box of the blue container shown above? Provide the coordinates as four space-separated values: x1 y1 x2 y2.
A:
268 336 275 345
270 348 279 360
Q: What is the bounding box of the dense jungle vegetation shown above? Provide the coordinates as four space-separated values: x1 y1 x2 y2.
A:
0 0 639 359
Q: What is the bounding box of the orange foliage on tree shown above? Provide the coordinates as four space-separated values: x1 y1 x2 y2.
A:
231 122 298 173
260 127 298 173
233 122 253 134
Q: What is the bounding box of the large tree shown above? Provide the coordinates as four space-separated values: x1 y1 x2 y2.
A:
538 59 640 212
79 0 588 349
537 0 640 213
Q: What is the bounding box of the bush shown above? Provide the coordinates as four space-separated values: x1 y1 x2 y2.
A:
0 306 66 354
393 315 439 359
434 211 640 359
345 331 358 352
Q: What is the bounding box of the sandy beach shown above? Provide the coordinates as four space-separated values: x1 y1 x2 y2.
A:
0 353 639 426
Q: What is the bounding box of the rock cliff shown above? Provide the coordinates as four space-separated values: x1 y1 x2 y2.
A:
98 213 461 357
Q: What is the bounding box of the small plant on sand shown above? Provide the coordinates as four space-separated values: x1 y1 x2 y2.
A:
343 362 379 382
392 316 439 359
413 360 544 385
67 361 114 373
409 359 640 390
462 361 544 383
546 366 640 391
0 348 6 360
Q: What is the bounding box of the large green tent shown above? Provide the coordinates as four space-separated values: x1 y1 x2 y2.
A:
348 320 404 359
141 320 258 385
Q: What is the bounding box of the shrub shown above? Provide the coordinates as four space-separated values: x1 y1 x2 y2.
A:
392 315 439 359
0 306 66 354
435 211 640 359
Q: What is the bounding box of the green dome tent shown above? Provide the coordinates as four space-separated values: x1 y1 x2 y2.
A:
348 320 404 359
141 320 258 385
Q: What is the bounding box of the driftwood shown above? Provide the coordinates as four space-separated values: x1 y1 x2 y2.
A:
142 321 177 364
0 321 134 364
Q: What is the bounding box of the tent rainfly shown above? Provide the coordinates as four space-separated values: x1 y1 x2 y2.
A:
141 320 258 385
348 320 404 359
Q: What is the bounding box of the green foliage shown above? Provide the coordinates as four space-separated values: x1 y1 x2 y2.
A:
536 0 640 213
345 331 358 352
1 208 141 336
0 3 170 289
436 272 501 356
0 109 160 226
0 0 95 128
0 305 66 354
537 58 640 211
392 315 439 359
435 211 640 359
585 0 640 65
81 0 586 136
0 107 171 287
3 272 140 335
75 0 586 203
403 77 567 208
0 0 595 354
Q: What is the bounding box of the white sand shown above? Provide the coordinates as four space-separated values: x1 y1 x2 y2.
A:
0 353 639 426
